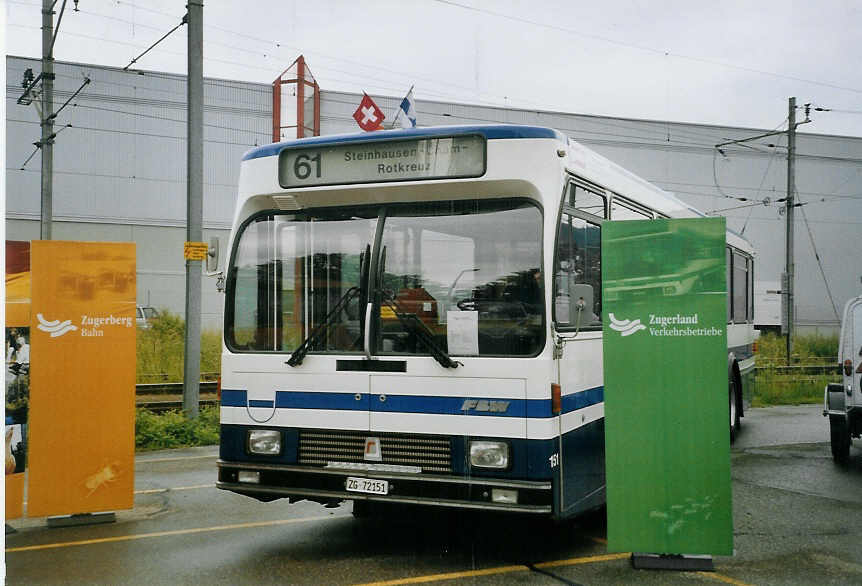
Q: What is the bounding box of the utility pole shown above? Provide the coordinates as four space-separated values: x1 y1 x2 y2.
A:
716 97 809 366
784 97 796 366
183 0 203 418
40 0 54 240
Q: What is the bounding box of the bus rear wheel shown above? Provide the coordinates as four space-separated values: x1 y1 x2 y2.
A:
729 377 741 444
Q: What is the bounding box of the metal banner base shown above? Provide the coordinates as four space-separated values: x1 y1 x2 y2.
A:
47 512 116 528
631 553 714 571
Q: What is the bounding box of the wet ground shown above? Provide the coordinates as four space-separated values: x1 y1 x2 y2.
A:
5 404 861 585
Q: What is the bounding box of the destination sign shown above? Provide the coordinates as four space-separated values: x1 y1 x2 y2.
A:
278 135 486 188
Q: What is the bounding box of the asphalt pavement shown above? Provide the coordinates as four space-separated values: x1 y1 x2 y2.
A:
5 404 862 585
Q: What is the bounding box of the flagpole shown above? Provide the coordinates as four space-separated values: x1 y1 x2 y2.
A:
390 85 414 129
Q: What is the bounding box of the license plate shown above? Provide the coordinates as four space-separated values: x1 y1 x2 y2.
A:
346 476 389 495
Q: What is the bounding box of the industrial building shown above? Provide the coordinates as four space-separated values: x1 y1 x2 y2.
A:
6 55 861 332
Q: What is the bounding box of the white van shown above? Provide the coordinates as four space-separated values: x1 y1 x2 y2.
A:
824 295 862 463
136 305 160 329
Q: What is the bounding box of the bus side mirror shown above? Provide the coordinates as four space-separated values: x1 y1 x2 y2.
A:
570 283 594 323
206 237 220 274
554 274 591 325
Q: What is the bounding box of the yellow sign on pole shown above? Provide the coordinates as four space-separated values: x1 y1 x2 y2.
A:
184 241 208 261
27 241 136 517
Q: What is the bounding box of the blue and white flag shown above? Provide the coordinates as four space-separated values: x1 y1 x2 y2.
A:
397 87 417 129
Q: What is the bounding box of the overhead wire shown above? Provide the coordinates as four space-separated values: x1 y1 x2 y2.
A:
712 116 789 202
707 199 786 215
12 0 862 131
12 3 862 139
430 0 862 95
11 0 92 172
65 102 269 137
8 2 862 212
741 133 785 235
9 165 238 189
8 117 258 147
18 1 528 109
795 183 841 321
122 13 188 71
17 123 73 170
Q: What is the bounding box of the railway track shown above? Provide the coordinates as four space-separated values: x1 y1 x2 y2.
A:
136 381 219 412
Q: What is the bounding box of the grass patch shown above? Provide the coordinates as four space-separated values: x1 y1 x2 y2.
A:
753 332 840 406
137 310 221 382
135 405 219 451
756 331 839 366
134 311 222 451
752 371 834 407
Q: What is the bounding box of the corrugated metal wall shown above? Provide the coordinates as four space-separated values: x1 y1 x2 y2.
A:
7 56 862 331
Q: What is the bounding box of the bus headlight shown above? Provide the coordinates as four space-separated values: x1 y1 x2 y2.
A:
469 441 509 469
247 430 282 455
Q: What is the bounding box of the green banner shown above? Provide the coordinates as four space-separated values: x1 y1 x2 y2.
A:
603 217 732 556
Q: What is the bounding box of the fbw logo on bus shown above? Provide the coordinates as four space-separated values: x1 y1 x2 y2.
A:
460 399 510 413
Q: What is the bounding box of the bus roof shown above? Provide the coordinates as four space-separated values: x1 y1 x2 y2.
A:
242 124 568 161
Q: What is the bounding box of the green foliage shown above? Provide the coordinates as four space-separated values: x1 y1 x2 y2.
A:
757 332 839 366
752 371 834 407
754 332 840 406
135 405 220 451
136 310 221 382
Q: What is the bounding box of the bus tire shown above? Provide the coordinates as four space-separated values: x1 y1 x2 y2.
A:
829 415 851 464
729 376 741 444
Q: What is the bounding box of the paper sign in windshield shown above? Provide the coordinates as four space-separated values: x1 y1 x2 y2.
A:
447 311 479 355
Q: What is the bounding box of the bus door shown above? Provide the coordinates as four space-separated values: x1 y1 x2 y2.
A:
553 206 606 516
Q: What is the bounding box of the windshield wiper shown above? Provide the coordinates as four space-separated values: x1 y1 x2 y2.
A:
381 292 461 369
286 286 361 367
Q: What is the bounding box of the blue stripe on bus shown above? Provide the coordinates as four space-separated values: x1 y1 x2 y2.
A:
242 125 567 161
221 386 603 418
275 391 368 411
248 400 274 408
563 387 604 412
220 389 247 407
372 395 526 417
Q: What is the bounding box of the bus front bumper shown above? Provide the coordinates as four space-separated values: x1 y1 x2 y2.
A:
217 460 553 514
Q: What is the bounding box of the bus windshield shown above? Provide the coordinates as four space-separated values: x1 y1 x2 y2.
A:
226 198 544 358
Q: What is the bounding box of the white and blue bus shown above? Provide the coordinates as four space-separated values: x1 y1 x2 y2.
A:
216 124 755 519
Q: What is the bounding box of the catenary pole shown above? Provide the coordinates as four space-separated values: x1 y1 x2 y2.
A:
785 97 796 366
40 0 54 240
183 0 204 417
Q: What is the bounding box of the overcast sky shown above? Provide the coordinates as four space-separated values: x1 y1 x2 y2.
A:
5 0 862 137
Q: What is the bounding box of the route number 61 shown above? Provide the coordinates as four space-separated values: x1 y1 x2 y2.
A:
293 153 321 180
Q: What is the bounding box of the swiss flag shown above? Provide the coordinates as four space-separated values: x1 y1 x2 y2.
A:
353 93 385 131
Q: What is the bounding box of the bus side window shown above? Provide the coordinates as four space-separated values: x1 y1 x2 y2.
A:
569 184 607 218
748 256 754 322
554 212 602 327
733 251 748 323
726 247 732 323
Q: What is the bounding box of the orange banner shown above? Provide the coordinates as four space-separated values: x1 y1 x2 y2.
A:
27 241 137 517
